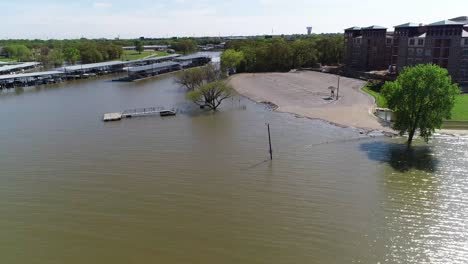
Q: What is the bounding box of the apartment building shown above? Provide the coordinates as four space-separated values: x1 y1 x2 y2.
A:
344 16 468 84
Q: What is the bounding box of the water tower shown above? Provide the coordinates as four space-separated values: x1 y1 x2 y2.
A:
307 27 313 35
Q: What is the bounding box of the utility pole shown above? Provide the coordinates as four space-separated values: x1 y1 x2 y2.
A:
336 76 341 100
267 123 273 160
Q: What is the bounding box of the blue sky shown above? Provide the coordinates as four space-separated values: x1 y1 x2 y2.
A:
1 0 467 39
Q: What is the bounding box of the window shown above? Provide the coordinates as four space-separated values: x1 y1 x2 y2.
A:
433 48 441 57
463 49 468 56
441 59 449 68
425 49 432 56
461 60 468 68
416 48 424 56
464 39 468 45
408 48 414 56
386 38 392 45
442 39 451 47
417 39 424 46
442 48 450 58
409 39 415 46
435 39 442 47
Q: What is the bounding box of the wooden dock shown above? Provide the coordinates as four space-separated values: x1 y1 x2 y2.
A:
103 107 176 122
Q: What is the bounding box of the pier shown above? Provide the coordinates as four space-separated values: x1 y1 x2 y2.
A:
103 107 176 122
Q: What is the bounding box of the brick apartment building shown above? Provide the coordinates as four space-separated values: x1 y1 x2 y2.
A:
344 16 468 85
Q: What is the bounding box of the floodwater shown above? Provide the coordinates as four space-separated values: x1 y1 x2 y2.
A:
0 59 467 263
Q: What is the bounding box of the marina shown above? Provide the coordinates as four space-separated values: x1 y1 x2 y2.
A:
0 53 212 89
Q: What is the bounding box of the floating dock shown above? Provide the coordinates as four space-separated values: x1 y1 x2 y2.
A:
103 107 176 122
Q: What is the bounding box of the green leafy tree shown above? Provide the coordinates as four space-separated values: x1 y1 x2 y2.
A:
382 64 460 147
48 49 64 67
175 67 205 91
64 47 80 65
171 39 197 54
4 45 33 62
187 81 233 111
79 42 103 63
221 49 244 73
135 40 144 54
291 40 317 68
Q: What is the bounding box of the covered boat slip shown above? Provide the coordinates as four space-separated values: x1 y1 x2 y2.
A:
58 61 126 75
0 62 41 74
0 71 64 89
126 62 182 81
174 54 212 68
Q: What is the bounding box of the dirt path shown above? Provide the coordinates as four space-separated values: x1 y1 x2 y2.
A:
229 71 394 133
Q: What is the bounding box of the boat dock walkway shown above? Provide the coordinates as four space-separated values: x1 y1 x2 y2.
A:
103 107 176 122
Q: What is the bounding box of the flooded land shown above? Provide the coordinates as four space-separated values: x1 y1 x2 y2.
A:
0 66 467 263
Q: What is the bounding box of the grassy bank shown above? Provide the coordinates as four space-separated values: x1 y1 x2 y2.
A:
0 57 16 63
363 83 468 128
121 50 169 61
362 85 387 108
451 94 468 121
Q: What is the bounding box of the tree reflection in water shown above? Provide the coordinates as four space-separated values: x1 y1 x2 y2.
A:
360 141 438 173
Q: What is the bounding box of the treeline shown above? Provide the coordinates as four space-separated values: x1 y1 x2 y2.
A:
223 35 344 73
0 38 203 65
0 39 124 66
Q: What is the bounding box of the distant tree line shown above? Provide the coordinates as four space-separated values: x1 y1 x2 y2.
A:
0 39 124 66
222 35 344 73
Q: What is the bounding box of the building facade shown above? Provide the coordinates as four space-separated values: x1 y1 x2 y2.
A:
344 16 468 85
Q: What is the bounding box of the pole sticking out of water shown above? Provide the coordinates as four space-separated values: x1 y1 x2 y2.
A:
336 76 341 100
267 123 273 160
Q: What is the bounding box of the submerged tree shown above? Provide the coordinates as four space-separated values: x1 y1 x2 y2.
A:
382 64 460 147
187 81 233 111
175 67 205 91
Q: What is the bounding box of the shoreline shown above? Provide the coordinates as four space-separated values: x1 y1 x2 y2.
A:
230 72 466 138
229 71 396 135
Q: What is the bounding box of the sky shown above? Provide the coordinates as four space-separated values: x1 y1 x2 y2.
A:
1 0 468 39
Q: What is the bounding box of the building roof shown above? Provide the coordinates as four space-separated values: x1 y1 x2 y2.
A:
58 61 125 72
0 71 63 81
395 22 422 28
128 62 180 73
449 16 468 24
174 54 211 61
123 45 169 49
127 54 180 64
0 62 41 73
362 25 387 30
428 20 465 26
345 26 361 31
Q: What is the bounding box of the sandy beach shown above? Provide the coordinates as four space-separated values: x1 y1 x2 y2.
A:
230 71 394 132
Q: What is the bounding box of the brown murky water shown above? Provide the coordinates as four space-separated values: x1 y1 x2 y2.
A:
0 67 467 263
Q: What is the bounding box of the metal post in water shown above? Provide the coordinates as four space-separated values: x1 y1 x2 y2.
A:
336 76 340 100
267 123 273 160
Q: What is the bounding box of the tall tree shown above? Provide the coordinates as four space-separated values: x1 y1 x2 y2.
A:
221 49 244 73
382 64 460 147
48 49 64 67
175 67 205 91
135 40 144 54
64 47 80 65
